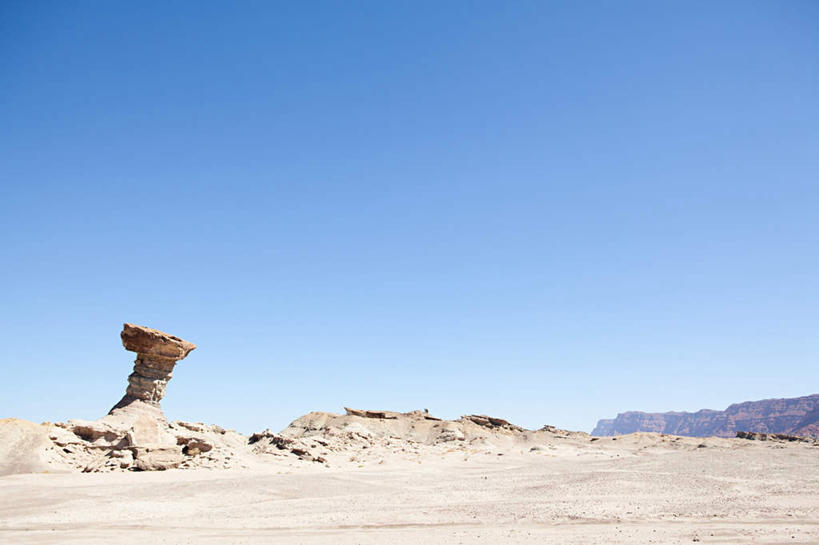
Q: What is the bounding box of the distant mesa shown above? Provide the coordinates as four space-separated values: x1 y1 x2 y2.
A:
592 394 819 438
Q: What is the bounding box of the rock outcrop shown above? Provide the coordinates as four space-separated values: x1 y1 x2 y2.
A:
275 408 585 461
20 323 231 473
592 394 819 438
736 431 816 444
110 323 196 416
0 323 262 475
60 323 198 469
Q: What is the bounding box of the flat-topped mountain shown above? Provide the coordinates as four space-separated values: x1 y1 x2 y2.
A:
592 394 819 437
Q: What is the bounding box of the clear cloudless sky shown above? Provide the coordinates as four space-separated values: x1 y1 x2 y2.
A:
1 1 818 434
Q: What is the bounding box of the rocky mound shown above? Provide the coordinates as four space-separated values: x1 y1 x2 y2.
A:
0 418 57 476
246 407 585 466
281 408 560 446
592 394 819 438
1 406 584 475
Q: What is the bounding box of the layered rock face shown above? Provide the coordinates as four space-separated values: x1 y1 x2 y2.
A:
592 394 819 437
111 323 196 414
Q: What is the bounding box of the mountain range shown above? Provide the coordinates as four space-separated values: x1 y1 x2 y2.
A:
592 394 819 438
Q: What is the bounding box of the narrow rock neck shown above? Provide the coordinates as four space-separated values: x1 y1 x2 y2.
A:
124 354 179 403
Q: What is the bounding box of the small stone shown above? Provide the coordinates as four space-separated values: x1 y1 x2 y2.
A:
182 439 213 456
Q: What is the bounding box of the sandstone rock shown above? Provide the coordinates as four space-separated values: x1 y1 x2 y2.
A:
344 408 398 419
175 421 205 432
181 439 213 456
82 456 107 473
124 413 175 446
131 446 184 471
62 420 124 447
0 325 265 475
736 431 813 443
111 323 196 412
249 431 294 450
49 424 88 448
280 407 555 450
120 323 196 360
48 324 198 473
462 414 525 432
109 449 134 469
436 423 465 442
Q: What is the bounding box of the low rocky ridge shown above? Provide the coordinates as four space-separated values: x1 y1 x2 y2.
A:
0 323 588 475
1 407 588 475
592 394 819 437
735 431 816 443
2 323 817 477
265 408 585 462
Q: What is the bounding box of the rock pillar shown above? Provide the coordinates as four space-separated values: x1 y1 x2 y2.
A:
110 323 196 414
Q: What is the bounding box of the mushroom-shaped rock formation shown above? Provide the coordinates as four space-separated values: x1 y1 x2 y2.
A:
110 323 196 417
53 324 198 471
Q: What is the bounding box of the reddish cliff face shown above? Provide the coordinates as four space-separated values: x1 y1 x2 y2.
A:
592 394 819 438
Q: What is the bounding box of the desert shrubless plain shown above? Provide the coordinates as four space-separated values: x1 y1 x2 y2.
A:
1 325 817 544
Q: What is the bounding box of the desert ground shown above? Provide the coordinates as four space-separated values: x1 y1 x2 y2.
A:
1 427 817 545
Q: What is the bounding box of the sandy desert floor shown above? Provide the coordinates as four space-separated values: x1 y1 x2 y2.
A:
1 437 817 545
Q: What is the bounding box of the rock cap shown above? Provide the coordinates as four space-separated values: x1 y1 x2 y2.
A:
121 323 196 360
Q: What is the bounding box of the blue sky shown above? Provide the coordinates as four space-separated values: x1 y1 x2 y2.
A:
1 1 817 434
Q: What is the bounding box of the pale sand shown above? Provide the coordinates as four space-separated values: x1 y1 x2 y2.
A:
1 436 817 544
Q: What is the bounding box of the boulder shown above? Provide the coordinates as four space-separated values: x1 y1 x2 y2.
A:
180 438 213 456
120 323 196 361
131 446 184 471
